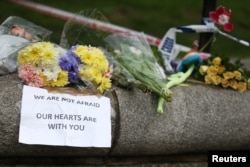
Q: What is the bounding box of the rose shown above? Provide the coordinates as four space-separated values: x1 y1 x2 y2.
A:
223 71 234 80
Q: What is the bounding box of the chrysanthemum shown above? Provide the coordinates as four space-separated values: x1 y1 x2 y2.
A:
93 55 109 72
28 75 43 87
48 70 69 87
97 77 112 93
42 64 61 81
40 49 57 65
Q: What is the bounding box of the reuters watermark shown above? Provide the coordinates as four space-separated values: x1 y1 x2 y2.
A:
208 151 249 167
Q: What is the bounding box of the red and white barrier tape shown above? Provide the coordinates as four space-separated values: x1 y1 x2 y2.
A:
9 0 161 46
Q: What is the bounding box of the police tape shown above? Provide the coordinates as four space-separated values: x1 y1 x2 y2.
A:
9 0 161 46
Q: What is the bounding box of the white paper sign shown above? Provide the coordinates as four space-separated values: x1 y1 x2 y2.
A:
19 85 111 147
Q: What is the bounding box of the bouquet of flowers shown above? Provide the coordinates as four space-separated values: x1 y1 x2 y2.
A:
198 56 250 93
194 5 250 93
17 42 68 87
17 42 112 94
60 10 170 100
104 33 172 101
59 45 112 93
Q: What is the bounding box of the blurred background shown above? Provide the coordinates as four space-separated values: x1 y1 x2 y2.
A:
1 0 250 58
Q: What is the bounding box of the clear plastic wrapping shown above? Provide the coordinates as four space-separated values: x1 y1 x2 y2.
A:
59 9 170 99
0 16 52 75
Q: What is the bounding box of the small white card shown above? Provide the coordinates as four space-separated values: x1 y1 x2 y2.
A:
19 85 111 147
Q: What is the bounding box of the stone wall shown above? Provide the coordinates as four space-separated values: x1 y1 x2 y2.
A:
1 73 250 166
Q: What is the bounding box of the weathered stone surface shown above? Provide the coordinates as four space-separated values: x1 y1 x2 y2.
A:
0 73 250 159
111 80 250 156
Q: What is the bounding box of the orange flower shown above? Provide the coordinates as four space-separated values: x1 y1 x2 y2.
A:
233 70 242 80
221 79 229 88
223 71 234 80
207 65 218 76
237 81 247 93
212 57 222 66
211 75 222 85
229 79 238 90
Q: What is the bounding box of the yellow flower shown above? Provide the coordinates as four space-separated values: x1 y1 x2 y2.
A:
81 52 95 65
78 65 93 81
17 51 28 65
204 74 212 84
217 66 225 74
199 65 208 75
211 75 222 85
48 70 69 87
233 70 242 80
93 55 109 72
40 49 56 65
221 79 229 88
237 81 247 93
207 65 218 76
223 71 234 80
74 45 88 56
91 68 103 84
97 77 112 93
18 42 57 65
212 57 221 66
229 79 238 90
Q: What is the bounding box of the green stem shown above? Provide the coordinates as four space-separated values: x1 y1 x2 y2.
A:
157 64 195 114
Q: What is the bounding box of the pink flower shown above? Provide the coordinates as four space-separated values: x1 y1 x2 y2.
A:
102 66 113 79
10 26 33 41
28 75 43 87
18 64 36 82
209 6 233 32
18 64 43 87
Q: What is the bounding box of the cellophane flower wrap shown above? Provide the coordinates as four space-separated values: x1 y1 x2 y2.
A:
59 9 171 100
104 33 172 101
0 16 52 75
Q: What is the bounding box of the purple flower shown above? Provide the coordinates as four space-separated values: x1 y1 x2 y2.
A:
68 71 79 83
59 45 82 83
59 54 72 71
60 49 81 70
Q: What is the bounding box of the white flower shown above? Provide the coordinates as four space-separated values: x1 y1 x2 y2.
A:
42 64 61 81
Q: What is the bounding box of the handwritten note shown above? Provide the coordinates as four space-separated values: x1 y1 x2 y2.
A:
19 85 111 147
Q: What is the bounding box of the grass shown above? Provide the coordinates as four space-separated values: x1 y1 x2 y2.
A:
1 0 250 58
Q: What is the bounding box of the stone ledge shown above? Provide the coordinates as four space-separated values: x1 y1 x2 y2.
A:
0 73 250 159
